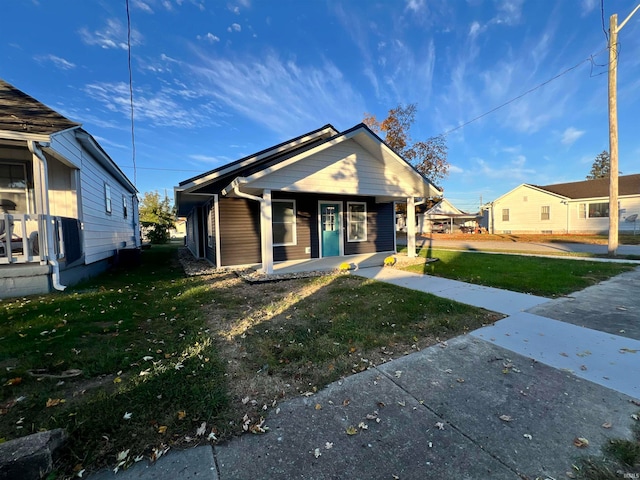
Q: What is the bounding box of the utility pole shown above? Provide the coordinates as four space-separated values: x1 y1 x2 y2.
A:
608 4 640 256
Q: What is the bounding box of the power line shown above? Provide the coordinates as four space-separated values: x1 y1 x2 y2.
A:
119 165 205 173
440 46 609 138
126 0 137 186
601 0 610 42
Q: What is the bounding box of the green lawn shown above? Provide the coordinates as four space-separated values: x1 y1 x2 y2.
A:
1 244 636 477
402 248 637 297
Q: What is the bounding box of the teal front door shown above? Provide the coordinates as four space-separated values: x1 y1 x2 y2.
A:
320 203 341 257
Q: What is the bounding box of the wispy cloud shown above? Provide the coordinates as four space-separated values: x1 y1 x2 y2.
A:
197 32 220 43
188 154 231 165
34 54 76 70
332 4 436 104
132 0 154 13
561 126 585 146
227 23 241 32
581 0 598 16
79 19 142 50
188 51 366 136
84 81 219 128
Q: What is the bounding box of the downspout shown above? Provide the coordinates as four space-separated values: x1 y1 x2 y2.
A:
28 141 66 291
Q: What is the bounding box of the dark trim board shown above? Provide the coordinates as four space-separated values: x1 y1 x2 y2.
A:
209 193 395 268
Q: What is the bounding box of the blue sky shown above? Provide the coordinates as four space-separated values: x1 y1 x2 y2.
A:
2 0 639 212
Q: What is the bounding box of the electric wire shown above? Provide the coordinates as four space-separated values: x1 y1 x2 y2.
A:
126 0 137 186
440 46 609 138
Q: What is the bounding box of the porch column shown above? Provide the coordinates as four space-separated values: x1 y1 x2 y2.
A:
407 196 416 257
261 189 273 274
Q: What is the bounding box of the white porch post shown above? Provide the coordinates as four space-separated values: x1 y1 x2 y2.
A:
261 189 273 274
407 196 416 257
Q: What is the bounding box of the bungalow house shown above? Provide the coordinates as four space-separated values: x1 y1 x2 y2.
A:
0 79 140 298
175 123 441 273
485 174 640 234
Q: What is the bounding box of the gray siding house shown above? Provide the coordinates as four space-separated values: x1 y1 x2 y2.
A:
175 124 441 273
0 79 140 298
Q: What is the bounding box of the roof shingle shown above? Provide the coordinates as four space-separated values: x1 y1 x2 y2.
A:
533 174 640 199
0 78 80 135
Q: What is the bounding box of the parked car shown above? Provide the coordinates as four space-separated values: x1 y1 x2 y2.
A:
430 222 451 233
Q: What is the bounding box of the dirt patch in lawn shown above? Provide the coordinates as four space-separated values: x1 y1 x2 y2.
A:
197 269 503 434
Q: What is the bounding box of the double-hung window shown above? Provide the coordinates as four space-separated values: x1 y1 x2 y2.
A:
105 184 112 214
347 202 367 242
272 200 296 246
541 206 550 220
502 208 510 222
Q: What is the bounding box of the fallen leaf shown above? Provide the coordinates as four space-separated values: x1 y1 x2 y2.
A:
395 370 403 378
315 403 322 410
207 431 217 441
435 422 445 430
116 449 130 462
313 448 321 458
177 410 186 420
342 398 350 406
499 415 512 422
123 412 132 420
602 422 612 429
113 377 122 384
358 422 368 430
325 442 333 449
143 356 153 361
196 422 207 436
523 434 532 440
456 378 465 383
619 348 638 354
157 425 167 434
345 425 358 435
4 378 22 386
46 398 65 408
573 437 589 448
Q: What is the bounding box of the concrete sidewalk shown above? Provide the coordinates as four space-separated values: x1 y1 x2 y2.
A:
89 266 640 480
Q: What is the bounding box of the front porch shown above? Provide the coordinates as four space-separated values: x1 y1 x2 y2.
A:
261 251 395 275
0 213 82 265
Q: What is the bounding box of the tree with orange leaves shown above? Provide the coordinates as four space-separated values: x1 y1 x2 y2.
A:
364 103 449 185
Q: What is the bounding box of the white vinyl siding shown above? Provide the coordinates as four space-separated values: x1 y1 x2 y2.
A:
272 199 296 246
49 130 138 264
347 202 367 242
246 139 432 198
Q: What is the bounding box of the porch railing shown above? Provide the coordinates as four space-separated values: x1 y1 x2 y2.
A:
0 214 82 265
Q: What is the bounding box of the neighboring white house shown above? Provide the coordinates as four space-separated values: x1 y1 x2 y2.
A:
485 174 640 234
1 79 140 298
397 198 480 234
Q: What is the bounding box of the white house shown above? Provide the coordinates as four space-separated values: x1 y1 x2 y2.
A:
0 79 140 298
486 174 640 234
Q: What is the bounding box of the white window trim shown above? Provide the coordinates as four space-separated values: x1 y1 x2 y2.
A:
541 205 550 221
502 208 509 222
207 202 214 248
122 195 128 218
272 199 297 247
105 183 112 214
347 201 367 243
